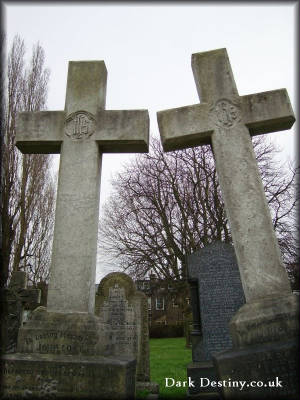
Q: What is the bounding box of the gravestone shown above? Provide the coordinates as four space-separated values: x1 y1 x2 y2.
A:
1 60 149 399
157 48 298 398
0 271 41 353
95 272 159 395
187 242 245 397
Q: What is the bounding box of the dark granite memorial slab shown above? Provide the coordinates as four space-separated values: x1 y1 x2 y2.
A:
1 353 136 399
187 242 245 397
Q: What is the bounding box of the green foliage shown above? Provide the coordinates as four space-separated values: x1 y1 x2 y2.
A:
150 337 192 399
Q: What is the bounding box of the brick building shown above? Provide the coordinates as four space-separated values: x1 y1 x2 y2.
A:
135 273 190 327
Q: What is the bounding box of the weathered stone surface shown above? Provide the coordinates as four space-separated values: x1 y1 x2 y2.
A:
1 353 136 399
2 290 137 399
157 48 295 303
17 306 112 356
157 48 298 398
95 272 150 382
229 294 299 347
16 61 149 314
0 272 40 353
4 60 149 398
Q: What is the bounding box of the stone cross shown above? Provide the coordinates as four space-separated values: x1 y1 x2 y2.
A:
0 271 40 352
16 61 149 314
157 48 295 303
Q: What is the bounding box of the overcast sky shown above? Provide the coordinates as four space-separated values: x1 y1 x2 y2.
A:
4 2 297 281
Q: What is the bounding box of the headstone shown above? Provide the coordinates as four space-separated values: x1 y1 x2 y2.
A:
186 242 245 397
157 48 298 398
0 271 41 353
1 60 149 399
95 272 159 395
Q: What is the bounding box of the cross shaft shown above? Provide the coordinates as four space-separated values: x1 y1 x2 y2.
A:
16 61 149 313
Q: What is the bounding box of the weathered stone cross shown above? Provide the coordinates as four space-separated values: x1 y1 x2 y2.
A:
157 48 295 303
16 61 149 314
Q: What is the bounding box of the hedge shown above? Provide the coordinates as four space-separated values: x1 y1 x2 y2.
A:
149 324 184 338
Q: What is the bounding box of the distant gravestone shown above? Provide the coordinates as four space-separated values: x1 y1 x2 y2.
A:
187 242 245 396
95 272 150 383
0 271 40 353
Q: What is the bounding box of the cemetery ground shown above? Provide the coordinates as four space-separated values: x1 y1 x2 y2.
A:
137 337 192 399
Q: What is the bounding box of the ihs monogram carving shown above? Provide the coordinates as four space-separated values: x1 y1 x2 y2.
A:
64 111 96 140
210 99 241 128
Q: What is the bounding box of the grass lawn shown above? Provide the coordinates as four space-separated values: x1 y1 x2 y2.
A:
139 337 192 399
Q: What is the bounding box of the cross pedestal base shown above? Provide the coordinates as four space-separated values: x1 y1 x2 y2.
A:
16 307 114 356
213 294 299 399
1 307 136 399
228 294 298 347
213 339 298 400
1 353 136 399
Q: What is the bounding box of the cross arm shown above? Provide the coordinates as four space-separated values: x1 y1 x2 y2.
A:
16 111 65 154
241 89 295 136
157 103 213 152
95 110 149 153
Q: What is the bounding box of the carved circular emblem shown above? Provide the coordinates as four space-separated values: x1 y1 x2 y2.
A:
64 111 96 140
211 99 241 128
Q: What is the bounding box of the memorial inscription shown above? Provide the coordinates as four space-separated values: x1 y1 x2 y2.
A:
1 354 136 399
98 284 137 356
95 273 150 382
187 242 245 397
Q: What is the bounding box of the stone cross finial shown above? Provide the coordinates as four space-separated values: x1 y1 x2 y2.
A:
16 61 149 314
157 48 295 303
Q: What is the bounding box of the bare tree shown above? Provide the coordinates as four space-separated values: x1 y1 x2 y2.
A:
1 35 56 287
99 136 298 283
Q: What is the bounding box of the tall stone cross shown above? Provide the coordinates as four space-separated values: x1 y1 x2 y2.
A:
157 48 295 303
16 61 149 314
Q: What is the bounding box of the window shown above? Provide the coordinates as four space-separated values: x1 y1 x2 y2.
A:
143 281 150 290
172 298 179 308
155 297 165 310
147 297 151 310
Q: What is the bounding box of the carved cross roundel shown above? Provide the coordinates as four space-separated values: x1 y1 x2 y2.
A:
211 99 241 128
64 111 96 140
